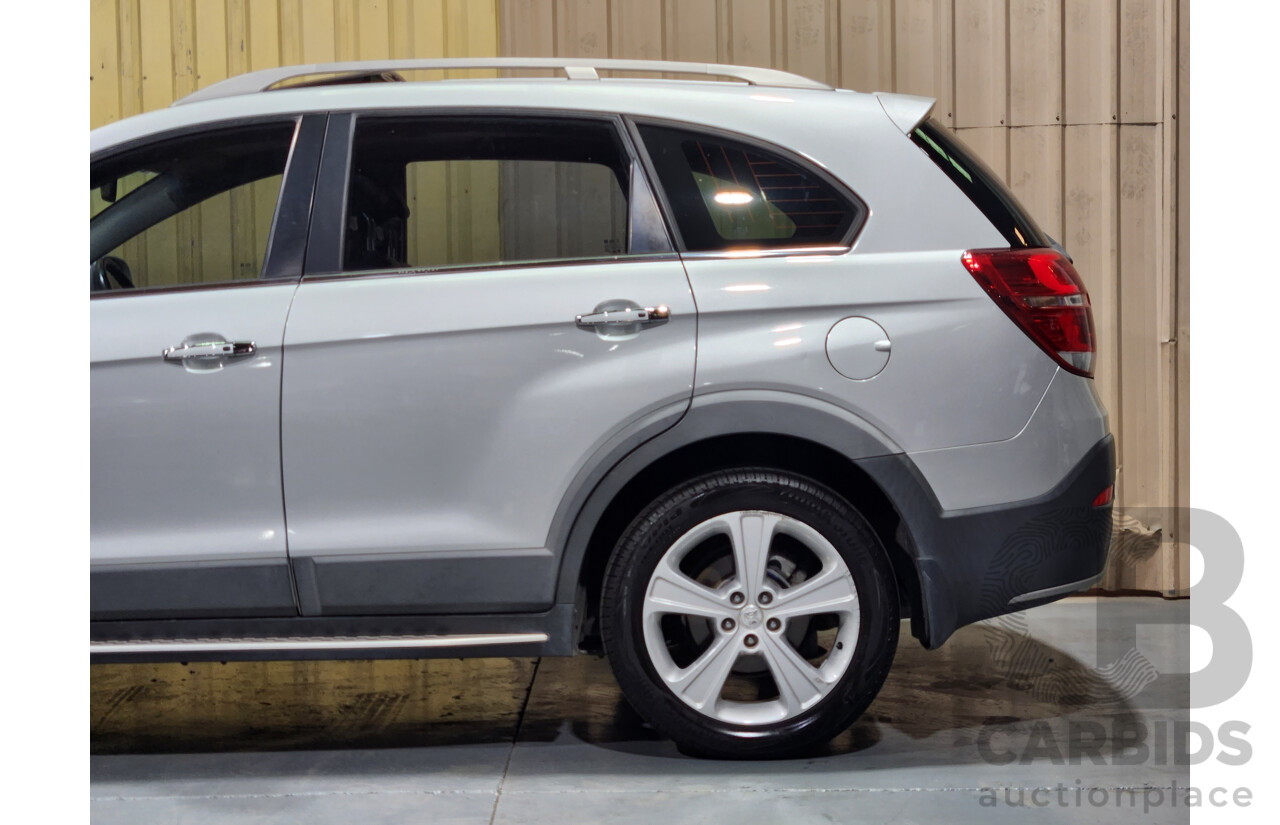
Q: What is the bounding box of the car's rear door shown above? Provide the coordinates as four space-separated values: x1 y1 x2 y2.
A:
279 112 695 615
90 115 324 619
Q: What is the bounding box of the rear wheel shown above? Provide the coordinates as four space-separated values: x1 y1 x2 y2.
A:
600 469 899 759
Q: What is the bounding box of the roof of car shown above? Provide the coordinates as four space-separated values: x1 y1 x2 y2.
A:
90 58 934 155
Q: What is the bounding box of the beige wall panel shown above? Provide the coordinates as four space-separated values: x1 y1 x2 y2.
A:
1064 0 1117 125
139 0 173 116
783 0 838 83
664 0 720 63
500 0 554 61
837 0 893 92
612 0 663 61
413 0 450 78
1064 125 1119 449
90 0 121 128
278 0 303 64
554 0 608 57
117 0 144 119
447 0 499 59
1119 0 1164 123
725 0 775 69
1173 0 1188 597
1159 0 1180 597
335 0 359 61
299 0 338 63
248 0 280 70
1009 0 1060 126
1008 126 1063 240
953 126 1008 184
358 0 392 60
193 0 228 86
387 0 412 57
1114 124 1171 594
953 0 1006 128
893 0 954 126
225 1 248 75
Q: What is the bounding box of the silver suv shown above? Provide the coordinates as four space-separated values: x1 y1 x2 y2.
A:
90 58 1114 759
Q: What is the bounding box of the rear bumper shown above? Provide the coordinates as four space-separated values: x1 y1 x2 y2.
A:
857 434 1115 648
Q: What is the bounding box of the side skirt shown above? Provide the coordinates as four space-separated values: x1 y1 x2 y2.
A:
90 604 576 663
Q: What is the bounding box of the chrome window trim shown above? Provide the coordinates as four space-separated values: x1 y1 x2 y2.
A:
300 252 682 285
678 245 854 260
88 276 300 301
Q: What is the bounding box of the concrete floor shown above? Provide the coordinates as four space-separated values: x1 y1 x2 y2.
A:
91 597 1189 823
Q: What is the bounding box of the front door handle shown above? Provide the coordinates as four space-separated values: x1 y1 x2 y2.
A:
575 304 670 329
162 340 257 361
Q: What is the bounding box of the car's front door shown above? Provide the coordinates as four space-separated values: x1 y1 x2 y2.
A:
90 116 324 620
280 112 695 615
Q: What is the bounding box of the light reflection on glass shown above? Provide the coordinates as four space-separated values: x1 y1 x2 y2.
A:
713 190 755 206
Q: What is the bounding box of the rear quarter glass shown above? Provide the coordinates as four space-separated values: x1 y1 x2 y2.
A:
910 118 1051 250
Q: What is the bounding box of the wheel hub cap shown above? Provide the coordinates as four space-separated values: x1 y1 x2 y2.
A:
740 605 763 629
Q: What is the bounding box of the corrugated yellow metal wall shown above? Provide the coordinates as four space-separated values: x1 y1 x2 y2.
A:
89 0 1188 596
90 0 498 128
90 0 501 284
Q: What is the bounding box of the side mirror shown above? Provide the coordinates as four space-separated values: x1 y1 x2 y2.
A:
100 180 118 204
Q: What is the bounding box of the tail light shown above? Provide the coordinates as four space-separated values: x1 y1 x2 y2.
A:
962 248 1096 377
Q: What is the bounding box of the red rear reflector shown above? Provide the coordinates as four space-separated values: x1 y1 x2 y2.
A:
962 248 1096 377
1092 486 1114 508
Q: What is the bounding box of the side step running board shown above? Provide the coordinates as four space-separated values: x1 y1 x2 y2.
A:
91 632 549 657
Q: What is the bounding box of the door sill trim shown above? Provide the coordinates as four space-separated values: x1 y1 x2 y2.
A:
90 631 548 656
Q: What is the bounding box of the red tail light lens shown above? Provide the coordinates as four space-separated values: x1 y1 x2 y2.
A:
1092 486 1114 508
962 248 1096 377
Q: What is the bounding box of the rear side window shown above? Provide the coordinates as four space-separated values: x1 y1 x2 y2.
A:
911 118 1050 249
341 116 630 273
637 123 861 252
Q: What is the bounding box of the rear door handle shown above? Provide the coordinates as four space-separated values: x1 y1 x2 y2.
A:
575 305 670 329
162 340 256 361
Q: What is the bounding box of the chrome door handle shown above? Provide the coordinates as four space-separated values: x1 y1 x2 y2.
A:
575 305 670 328
162 340 257 361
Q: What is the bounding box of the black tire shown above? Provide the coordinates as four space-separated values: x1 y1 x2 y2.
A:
600 469 899 759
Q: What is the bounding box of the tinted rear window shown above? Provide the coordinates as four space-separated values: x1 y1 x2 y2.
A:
638 123 862 252
911 119 1050 249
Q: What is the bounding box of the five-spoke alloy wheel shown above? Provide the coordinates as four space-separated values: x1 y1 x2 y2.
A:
601 469 899 759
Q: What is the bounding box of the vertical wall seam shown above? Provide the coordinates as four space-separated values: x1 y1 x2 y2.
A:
889 0 896 91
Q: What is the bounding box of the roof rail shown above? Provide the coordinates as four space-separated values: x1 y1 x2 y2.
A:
173 58 831 106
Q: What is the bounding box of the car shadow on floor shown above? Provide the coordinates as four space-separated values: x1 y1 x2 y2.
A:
515 621 1181 767
92 614 1185 769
